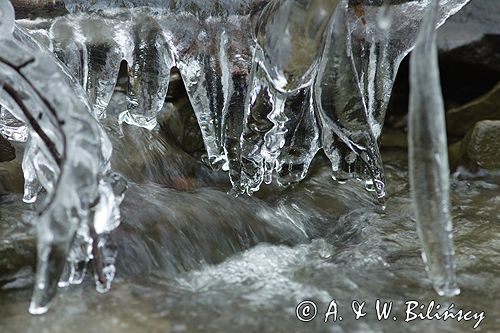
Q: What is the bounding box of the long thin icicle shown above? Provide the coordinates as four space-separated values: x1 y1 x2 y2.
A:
408 0 459 297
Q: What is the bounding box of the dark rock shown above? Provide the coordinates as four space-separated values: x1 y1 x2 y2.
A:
381 130 407 148
456 120 500 171
437 0 500 108
158 69 206 158
11 0 67 19
447 82 500 137
387 0 500 133
0 195 37 284
0 135 16 163
438 0 500 57
447 140 463 172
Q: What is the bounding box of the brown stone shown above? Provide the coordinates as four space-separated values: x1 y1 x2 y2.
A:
381 129 407 148
462 120 500 171
447 82 500 136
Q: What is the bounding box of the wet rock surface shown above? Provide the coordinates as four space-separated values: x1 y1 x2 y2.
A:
455 120 500 172
438 0 500 61
0 194 36 288
437 0 500 108
9 0 67 19
0 135 15 163
447 83 500 137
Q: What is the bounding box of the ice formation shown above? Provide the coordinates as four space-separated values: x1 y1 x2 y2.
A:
408 0 459 297
0 0 472 313
15 0 469 198
0 0 125 314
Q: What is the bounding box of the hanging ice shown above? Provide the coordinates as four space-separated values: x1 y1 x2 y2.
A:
0 0 476 314
315 0 387 199
0 0 126 314
239 0 335 193
314 0 471 200
15 0 470 199
408 0 459 296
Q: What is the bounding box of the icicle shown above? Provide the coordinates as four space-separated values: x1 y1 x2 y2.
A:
0 2 124 313
340 0 472 141
119 10 173 130
276 86 320 186
49 17 88 94
49 14 130 119
0 0 14 37
79 15 129 120
174 14 226 169
219 20 254 191
314 0 471 201
408 0 459 297
315 0 386 200
21 142 44 203
240 58 275 193
240 0 337 193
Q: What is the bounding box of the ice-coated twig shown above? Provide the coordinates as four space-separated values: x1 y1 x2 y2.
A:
0 0 125 314
408 0 459 297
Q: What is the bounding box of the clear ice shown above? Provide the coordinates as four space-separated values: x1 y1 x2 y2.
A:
0 0 125 314
408 0 459 297
239 0 336 192
0 0 473 313
19 0 468 198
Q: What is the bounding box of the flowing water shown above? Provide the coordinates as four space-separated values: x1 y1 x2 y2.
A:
1 106 499 331
0 1 498 332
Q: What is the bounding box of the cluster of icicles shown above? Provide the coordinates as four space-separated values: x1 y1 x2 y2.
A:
0 0 470 314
